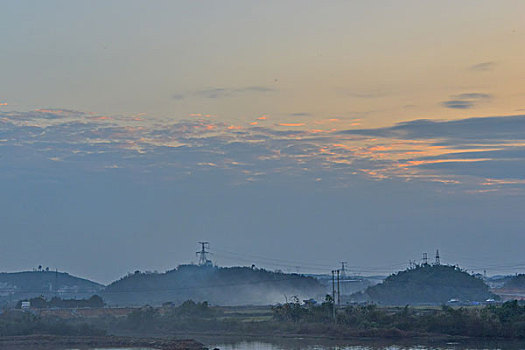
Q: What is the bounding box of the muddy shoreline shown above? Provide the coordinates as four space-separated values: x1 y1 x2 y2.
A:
0 335 205 349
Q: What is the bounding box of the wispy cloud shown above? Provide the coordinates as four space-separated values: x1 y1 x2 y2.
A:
1 109 524 193
193 86 275 99
277 123 305 127
441 92 492 109
442 100 474 109
469 61 496 72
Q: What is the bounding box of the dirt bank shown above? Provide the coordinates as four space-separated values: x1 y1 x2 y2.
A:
0 335 205 349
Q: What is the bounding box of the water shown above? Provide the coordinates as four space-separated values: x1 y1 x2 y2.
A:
57 339 525 350
205 339 525 350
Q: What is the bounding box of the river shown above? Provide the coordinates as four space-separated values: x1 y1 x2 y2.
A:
205 338 525 350
59 338 525 350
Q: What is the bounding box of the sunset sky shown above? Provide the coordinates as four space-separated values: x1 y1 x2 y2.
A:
1 1 524 283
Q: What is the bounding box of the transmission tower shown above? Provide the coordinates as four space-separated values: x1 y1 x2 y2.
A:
196 242 212 266
340 262 347 278
422 252 428 265
435 249 440 265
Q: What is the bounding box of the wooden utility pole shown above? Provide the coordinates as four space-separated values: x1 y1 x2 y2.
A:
337 269 340 306
331 270 336 322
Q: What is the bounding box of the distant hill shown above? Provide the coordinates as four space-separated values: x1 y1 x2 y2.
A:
102 264 325 306
0 271 104 306
350 264 497 305
503 274 525 289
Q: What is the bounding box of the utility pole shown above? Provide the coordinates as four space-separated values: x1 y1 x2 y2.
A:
331 270 336 322
337 269 340 307
435 250 440 265
340 262 347 301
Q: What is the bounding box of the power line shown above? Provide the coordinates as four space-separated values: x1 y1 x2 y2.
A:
212 248 335 269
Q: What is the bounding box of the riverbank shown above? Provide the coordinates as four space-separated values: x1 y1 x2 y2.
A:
0 335 205 350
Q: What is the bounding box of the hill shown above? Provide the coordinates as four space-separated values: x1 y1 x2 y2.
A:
503 274 525 289
350 264 497 305
102 264 325 306
0 271 104 306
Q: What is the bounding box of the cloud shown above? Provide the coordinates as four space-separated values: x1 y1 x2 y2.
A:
172 94 185 100
441 92 491 109
452 93 491 100
340 114 525 142
470 61 496 71
194 86 275 99
338 114 525 183
277 123 305 127
441 100 473 109
2 109 525 194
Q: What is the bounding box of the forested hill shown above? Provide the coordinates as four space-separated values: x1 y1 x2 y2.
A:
351 264 497 305
504 274 525 289
0 271 104 305
102 265 325 306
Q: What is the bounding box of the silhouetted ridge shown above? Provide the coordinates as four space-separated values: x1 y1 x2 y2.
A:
102 264 324 306
504 274 525 289
351 264 497 305
0 271 103 306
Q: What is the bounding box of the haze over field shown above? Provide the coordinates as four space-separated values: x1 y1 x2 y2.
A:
1 1 524 284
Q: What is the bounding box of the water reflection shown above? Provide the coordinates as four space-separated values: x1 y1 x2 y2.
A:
206 339 525 350
68 348 154 350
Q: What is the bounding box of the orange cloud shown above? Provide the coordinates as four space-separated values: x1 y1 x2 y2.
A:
227 125 242 130
368 146 392 151
250 122 258 125
0 102 8 106
360 169 388 179
313 118 340 125
308 128 336 134
35 109 76 115
277 123 305 127
481 179 525 186
398 158 490 168
257 116 267 120
332 143 353 150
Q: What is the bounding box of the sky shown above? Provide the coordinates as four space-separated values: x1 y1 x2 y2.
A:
1 1 525 284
